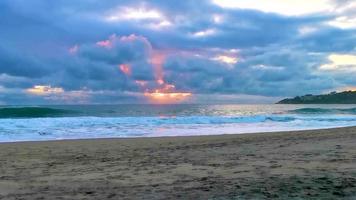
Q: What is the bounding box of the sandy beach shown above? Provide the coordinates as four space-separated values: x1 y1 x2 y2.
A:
1 127 356 199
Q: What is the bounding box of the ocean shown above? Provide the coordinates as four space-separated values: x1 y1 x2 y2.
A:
0 104 356 142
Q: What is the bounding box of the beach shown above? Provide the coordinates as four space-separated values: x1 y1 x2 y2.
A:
1 127 356 199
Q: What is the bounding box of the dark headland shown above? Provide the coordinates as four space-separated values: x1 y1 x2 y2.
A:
277 90 356 104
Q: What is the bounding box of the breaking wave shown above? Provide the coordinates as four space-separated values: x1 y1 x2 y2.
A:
1 105 356 142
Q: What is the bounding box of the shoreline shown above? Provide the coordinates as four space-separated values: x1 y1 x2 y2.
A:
1 126 356 199
1 125 355 145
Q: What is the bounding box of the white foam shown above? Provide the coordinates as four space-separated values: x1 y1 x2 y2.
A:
0 114 356 142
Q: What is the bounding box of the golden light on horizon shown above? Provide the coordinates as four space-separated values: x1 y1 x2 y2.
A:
144 90 192 104
144 82 192 104
336 86 356 92
26 85 64 96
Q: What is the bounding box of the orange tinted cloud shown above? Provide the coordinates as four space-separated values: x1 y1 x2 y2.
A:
101 34 194 104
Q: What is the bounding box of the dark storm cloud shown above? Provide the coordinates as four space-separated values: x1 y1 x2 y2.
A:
0 0 355 104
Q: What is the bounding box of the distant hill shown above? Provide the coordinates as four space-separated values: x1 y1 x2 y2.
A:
277 91 356 104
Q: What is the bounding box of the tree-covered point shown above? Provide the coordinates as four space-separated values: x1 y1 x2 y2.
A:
277 91 356 104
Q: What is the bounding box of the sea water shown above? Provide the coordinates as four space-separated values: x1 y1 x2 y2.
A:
0 104 356 142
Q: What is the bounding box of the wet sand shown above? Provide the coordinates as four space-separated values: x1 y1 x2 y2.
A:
1 127 356 199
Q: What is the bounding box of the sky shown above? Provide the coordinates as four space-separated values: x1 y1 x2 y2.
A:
0 0 356 104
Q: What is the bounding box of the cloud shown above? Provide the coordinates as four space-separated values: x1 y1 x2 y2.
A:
0 0 355 104
320 53 356 71
327 1 356 29
192 29 217 37
25 85 91 103
212 0 334 16
328 16 356 29
105 7 165 21
26 85 64 96
0 47 53 78
212 55 238 64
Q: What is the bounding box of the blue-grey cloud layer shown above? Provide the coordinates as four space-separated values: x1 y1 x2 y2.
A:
0 0 355 104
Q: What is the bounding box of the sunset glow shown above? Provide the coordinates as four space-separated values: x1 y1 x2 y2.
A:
151 51 165 82
4 0 354 105
26 85 64 96
113 43 193 103
119 64 131 75
144 90 192 104
336 86 356 92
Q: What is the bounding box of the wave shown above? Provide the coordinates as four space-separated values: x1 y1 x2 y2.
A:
54 115 354 125
289 107 356 115
0 107 75 118
1 114 356 142
155 115 356 124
